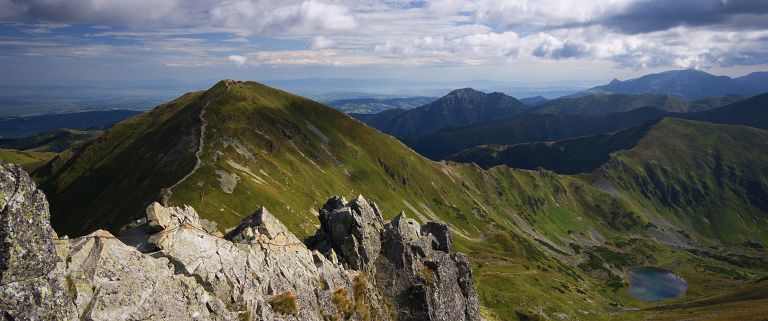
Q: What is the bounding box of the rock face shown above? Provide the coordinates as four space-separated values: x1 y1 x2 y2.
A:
0 162 74 320
309 196 481 321
0 161 480 321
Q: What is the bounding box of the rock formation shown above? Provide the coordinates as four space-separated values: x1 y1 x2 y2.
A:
0 161 480 321
309 196 481 321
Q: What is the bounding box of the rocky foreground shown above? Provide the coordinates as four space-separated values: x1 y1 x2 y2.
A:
0 161 480 321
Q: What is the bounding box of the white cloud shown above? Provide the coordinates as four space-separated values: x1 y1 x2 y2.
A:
210 0 357 35
309 36 337 49
227 55 248 67
1 0 767 74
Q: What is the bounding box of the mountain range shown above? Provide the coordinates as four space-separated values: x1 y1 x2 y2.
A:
579 69 768 99
8 79 762 321
351 88 526 137
324 96 437 114
0 109 141 138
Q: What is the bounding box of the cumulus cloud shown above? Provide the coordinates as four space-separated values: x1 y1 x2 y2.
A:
2 0 767 73
308 36 337 49
210 0 357 35
0 0 357 35
227 55 248 67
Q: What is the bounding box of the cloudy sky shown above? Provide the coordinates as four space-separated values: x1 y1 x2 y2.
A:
1 0 767 86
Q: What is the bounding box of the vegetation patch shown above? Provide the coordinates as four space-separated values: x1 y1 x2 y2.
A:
269 291 298 316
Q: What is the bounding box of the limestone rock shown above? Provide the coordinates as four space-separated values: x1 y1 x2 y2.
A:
146 201 201 232
225 207 301 245
0 161 74 320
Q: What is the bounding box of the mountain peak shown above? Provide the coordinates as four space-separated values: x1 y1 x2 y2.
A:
447 88 485 96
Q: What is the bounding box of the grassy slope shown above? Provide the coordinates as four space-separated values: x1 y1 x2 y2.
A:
0 148 56 172
589 118 768 246
36 81 767 320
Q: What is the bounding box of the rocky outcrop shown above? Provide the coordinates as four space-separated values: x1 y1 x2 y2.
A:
0 161 480 321
309 196 481 321
0 162 74 320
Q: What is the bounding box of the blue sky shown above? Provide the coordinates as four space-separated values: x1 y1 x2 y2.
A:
1 0 767 87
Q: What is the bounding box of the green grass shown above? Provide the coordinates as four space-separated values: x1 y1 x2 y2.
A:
0 148 56 171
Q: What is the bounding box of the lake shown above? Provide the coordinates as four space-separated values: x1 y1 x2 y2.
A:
627 268 688 302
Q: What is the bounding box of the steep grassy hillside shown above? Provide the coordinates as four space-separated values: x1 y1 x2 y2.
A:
533 93 741 116
36 81 767 321
589 118 768 246
352 88 526 138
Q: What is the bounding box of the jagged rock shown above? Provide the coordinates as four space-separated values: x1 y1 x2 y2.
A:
310 197 481 321
1 167 479 321
225 207 301 245
375 212 480 321
421 222 452 253
146 202 387 321
314 195 385 271
146 202 201 249
146 201 200 232
57 230 233 320
0 161 74 320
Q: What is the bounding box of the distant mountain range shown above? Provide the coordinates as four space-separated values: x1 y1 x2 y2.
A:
351 88 526 137
0 110 142 138
532 93 743 116
324 96 436 114
404 107 672 160
579 69 768 100
447 92 768 172
406 91 768 160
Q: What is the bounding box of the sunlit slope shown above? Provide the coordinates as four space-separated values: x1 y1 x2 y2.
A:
590 118 768 246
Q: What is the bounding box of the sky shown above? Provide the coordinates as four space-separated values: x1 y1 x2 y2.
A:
1 0 768 88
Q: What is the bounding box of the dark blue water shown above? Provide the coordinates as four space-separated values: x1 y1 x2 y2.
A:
627 268 688 302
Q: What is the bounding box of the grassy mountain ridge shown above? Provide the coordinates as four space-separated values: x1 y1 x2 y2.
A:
34 80 767 320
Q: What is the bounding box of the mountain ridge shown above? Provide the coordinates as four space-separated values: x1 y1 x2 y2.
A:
579 69 768 99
